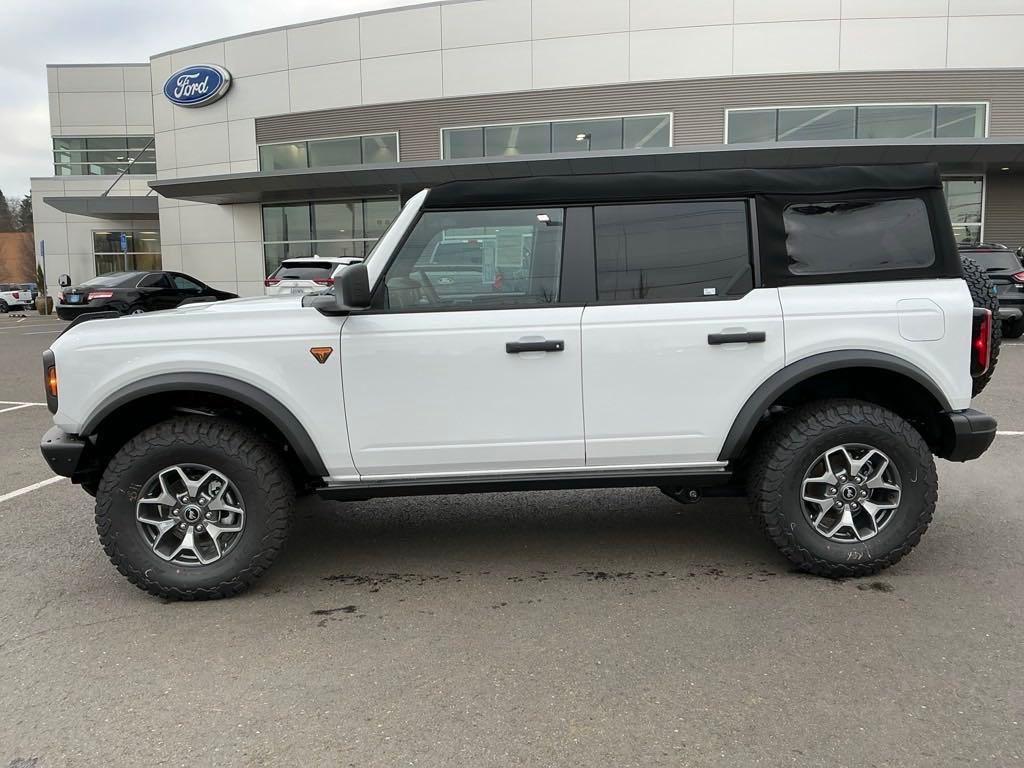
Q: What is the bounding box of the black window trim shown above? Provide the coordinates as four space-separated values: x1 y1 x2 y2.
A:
588 197 759 307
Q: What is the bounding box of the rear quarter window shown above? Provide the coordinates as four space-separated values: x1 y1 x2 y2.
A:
783 198 935 275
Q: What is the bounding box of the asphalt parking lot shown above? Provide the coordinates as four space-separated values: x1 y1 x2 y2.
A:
0 312 1022 767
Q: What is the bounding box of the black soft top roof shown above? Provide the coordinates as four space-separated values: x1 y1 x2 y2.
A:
423 163 942 209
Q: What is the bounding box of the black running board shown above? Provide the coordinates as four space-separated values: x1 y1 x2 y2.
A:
317 466 736 501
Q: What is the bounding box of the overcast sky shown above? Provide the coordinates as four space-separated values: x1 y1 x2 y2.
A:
0 0 436 200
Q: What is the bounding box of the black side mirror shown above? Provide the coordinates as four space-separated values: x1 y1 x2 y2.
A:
335 263 371 311
58 274 71 288
1016 246 1024 262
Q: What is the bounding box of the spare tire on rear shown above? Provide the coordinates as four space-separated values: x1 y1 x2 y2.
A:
960 255 1000 397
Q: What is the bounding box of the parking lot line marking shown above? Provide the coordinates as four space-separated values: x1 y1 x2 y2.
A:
0 476 64 504
21 330 62 335
0 404 34 414
0 400 45 406
997 431 1024 436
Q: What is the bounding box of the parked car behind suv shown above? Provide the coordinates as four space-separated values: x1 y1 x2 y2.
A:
40 162 996 600
959 243 1024 338
56 271 237 320
264 257 360 296
0 283 34 312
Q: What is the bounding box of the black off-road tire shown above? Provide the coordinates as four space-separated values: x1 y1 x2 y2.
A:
0 300 8 313
95 416 294 600
1002 316 1024 339
960 256 1001 396
748 399 937 578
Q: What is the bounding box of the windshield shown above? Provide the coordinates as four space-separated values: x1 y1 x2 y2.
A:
967 250 1022 271
81 272 141 287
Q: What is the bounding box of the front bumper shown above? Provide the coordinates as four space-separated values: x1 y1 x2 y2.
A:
40 426 90 478
938 409 997 462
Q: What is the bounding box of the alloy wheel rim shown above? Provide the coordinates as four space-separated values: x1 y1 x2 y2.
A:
799 443 902 543
135 464 245 566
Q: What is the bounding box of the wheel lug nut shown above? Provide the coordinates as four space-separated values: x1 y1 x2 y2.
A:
178 522 187 530
205 511 214 520
195 524 204 532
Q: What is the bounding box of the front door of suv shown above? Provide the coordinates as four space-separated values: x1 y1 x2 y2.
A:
581 200 785 467
341 207 586 477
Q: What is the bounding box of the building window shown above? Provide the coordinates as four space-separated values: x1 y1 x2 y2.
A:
943 177 984 246
726 104 987 143
92 230 161 275
258 133 398 172
54 136 156 176
261 198 401 275
441 114 672 159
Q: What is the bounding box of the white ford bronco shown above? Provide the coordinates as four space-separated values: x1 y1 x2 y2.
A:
40 163 998 599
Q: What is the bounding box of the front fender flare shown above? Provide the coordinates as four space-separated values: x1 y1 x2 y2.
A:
717 350 953 462
80 372 329 478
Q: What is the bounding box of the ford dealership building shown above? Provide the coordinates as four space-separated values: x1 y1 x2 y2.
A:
31 0 1024 297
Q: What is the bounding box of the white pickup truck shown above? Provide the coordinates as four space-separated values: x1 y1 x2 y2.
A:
40 163 997 600
0 283 34 312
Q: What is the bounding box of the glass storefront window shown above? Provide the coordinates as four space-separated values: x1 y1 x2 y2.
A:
943 177 984 246
443 114 672 159
92 229 161 275
258 133 399 172
623 114 671 149
53 136 156 176
726 104 987 143
777 107 856 141
727 110 777 144
259 142 308 171
485 122 551 156
552 117 623 152
936 105 986 138
443 127 484 159
307 137 361 167
261 198 401 275
857 105 934 139
361 134 398 164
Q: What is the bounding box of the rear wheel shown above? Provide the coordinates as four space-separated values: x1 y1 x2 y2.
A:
0 300 8 313
748 399 936 578
960 256 1001 395
95 416 294 600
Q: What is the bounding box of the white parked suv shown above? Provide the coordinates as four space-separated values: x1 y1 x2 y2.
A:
40 164 998 599
264 256 361 296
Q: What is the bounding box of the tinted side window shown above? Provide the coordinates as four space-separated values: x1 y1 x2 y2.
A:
381 208 564 310
138 273 171 288
172 275 204 291
784 198 935 275
594 201 752 302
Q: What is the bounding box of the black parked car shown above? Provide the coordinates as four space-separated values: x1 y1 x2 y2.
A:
56 271 237 320
959 243 1024 338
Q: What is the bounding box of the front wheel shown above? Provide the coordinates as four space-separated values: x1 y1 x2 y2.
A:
748 399 937 578
95 416 295 599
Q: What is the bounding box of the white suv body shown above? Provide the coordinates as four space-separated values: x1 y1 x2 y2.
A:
40 164 996 599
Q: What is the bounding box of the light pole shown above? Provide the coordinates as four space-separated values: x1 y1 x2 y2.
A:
576 132 592 151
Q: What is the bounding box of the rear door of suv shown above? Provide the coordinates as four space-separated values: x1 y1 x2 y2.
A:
580 199 786 467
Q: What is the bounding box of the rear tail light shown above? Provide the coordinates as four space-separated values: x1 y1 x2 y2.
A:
1012 271 1024 284
313 278 334 285
87 291 113 300
264 278 281 287
971 308 992 378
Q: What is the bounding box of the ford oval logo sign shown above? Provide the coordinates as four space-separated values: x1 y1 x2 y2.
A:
163 64 231 108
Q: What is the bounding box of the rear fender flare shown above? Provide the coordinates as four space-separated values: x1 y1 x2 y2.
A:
717 350 952 461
